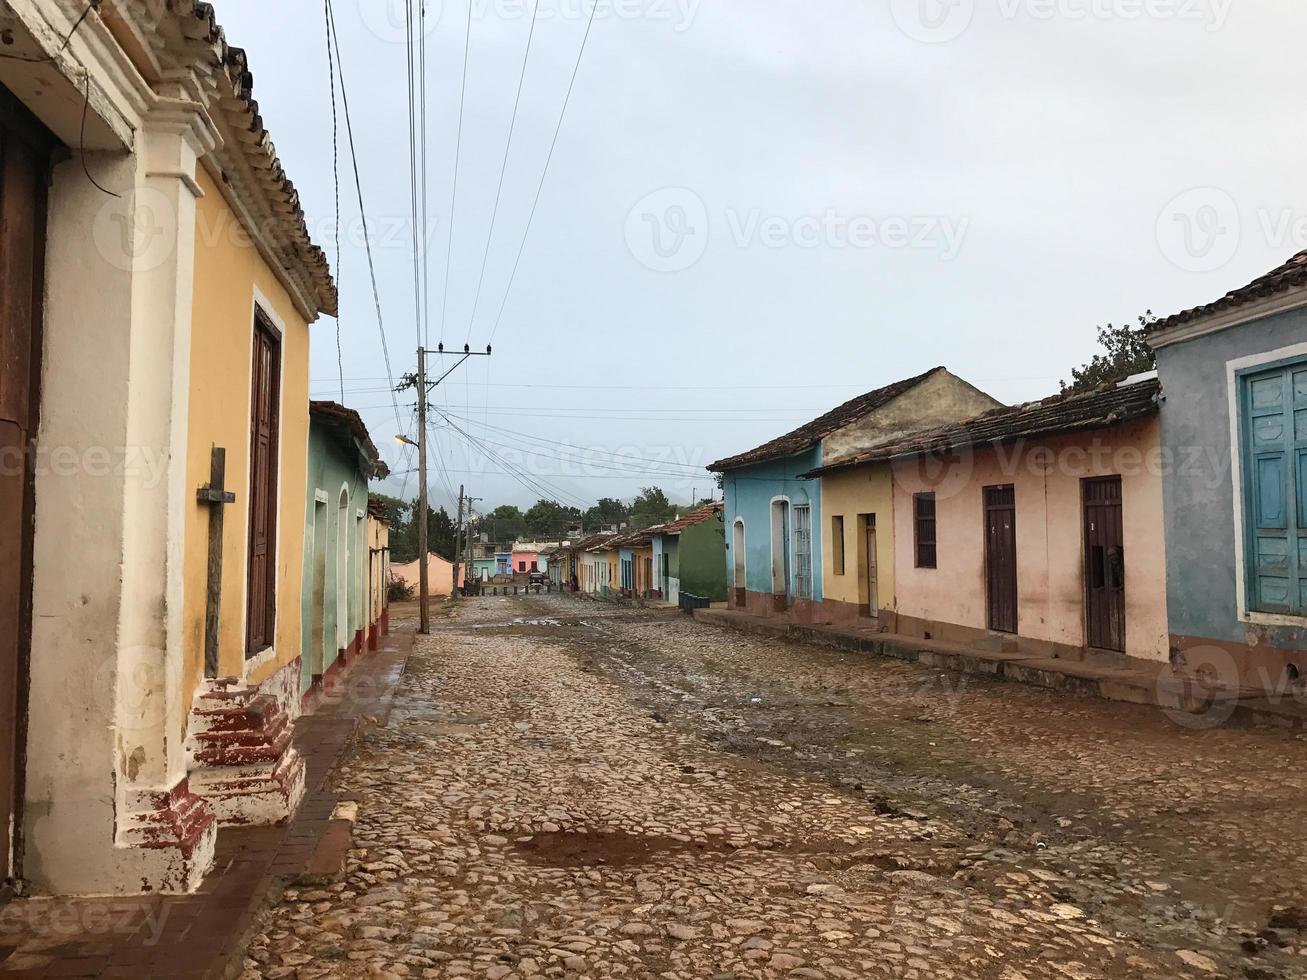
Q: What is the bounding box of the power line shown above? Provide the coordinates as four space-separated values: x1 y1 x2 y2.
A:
324 0 344 402
440 411 708 472
324 0 406 439
439 0 474 349
465 0 542 343
487 0 600 343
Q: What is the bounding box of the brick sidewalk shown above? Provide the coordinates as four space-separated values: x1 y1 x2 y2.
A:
0 621 414 980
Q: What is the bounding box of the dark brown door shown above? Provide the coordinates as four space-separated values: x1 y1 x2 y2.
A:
0 84 53 889
1084 476 1125 652
984 485 1018 634
245 311 281 655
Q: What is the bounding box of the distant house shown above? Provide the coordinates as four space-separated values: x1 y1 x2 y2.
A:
390 554 465 597
1148 252 1307 686
804 376 1168 661
708 368 1001 623
650 503 727 605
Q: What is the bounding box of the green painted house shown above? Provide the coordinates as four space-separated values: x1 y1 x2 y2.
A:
300 402 387 702
651 503 727 605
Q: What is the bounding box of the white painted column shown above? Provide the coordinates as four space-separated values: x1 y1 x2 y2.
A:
25 92 221 895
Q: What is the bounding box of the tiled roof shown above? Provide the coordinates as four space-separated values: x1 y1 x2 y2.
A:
652 502 724 535
166 3 338 316
803 376 1162 477
310 401 387 477
1151 250 1307 334
707 367 947 472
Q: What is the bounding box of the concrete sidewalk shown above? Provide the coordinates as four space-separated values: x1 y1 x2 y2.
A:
0 621 415 980
694 608 1307 733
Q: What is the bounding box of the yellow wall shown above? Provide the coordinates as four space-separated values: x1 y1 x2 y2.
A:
820 464 896 615
181 166 313 720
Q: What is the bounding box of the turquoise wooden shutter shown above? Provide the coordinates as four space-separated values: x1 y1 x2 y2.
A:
1243 363 1306 615
1294 365 1307 614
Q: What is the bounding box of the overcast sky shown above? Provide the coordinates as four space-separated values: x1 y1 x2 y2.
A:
214 0 1307 517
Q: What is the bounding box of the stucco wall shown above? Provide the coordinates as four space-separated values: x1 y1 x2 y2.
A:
722 447 823 600
1155 312 1307 654
679 515 727 601
182 166 311 720
390 554 461 596
891 418 1169 661
820 463 896 614
298 421 370 692
822 370 1001 462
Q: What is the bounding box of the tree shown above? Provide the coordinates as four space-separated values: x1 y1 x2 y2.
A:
483 504 526 546
583 497 630 531
524 499 582 539
381 496 457 564
628 486 678 529
1061 312 1157 395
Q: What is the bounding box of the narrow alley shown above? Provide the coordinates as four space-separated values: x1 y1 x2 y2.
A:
243 597 1307 980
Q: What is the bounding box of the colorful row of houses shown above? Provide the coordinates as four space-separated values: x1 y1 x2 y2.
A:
0 4 388 897
711 255 1307 688
547 503 728 605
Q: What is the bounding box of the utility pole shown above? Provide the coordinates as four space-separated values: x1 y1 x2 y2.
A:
454 495 482 596
416 347 430 634
397 343 491 634
453 486 465 597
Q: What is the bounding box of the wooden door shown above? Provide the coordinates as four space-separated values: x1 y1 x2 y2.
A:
865 516 879 615
1084 476 1125 652
0 85 53 888
984 485 1018 634
245 311 281 654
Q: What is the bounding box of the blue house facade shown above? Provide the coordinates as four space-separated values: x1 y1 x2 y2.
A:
720 448 824 620
710 368 1001 625
1149 254 1307 689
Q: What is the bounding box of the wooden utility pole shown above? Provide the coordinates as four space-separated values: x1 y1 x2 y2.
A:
400 344 491 629
416 347 430 635
453 486 465 597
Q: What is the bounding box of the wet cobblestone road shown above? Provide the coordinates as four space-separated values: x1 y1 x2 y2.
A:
243 595 1307 980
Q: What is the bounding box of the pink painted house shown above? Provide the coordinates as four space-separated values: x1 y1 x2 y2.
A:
390 554 466 597
804 375 1169 663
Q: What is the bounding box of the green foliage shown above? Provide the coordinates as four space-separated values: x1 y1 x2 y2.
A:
583 497 631 531
523 499 582 539
387 577 415 603
383 496 457 564
1061 312 1157 395
629 486 678 529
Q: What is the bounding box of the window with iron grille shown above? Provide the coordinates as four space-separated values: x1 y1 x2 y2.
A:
914 492 937 569
793 505 812 599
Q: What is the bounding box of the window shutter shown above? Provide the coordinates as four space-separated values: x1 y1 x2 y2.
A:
246 312 281 653
1243 364 1306 616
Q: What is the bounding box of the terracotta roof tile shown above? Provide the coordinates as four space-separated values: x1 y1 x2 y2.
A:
1151 250 1307 334
707 367 947 472
310 400 388 477
804 376 1161 476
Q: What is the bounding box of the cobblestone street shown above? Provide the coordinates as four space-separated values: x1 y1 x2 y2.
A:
244 596 1307 980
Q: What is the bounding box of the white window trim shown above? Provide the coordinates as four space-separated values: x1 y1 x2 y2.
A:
1226 340 1307 627
733 517 747 589
769 495 791 595
792 501 815 601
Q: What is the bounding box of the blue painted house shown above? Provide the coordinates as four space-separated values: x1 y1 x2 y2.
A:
708 368 1000 623
1149 252 1307 689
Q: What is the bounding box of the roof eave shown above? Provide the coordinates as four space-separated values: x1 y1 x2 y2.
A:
1148 285 1307 350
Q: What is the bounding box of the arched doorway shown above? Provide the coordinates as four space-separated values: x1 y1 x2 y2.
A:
336 486 350 653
